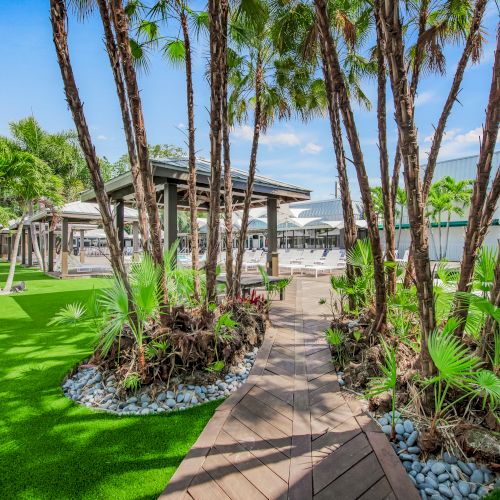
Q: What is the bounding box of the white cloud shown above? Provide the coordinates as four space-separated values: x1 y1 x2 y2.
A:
301 142 323 155
415 91 435 107
96 134 108 141
420 126 484 161
232 125 301 148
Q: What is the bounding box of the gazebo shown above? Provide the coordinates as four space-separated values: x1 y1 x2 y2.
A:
81 157 311 275
28 201 139 277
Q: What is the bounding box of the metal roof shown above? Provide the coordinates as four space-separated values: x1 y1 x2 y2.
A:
29 201 139 223
80 157 311 208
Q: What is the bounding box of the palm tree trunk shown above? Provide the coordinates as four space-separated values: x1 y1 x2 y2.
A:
179 5 201 301
422 0 488 200
50 0 130 292
110 0 169 323
376 0 435 376
397 205 403 250
375 19 396 295
318 40 357 308
205 0 226 304
222 26 234 300
29 207 45 272
438 213 443 260
455 27 500 332
1 210 26 293
96 0 149 252
315 0 387 331
445 213 451 259
109 0 163 267
234 52 263 296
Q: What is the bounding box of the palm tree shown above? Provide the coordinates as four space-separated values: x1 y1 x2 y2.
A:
95 0 149 252
205 0 228 305
436 176 473 258
314 0 387 332
0 139 62 293
427 183 452 260
50 0 131 296
230 0 294 295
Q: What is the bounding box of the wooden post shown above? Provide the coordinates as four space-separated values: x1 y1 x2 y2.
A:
115 200 125 251
132 221 140 256
79 229 85 263
61 218 69 277
48 227 54 273
267 197 278 276
164 182 178 255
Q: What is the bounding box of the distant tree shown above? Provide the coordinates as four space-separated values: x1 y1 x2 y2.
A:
0 139 62 293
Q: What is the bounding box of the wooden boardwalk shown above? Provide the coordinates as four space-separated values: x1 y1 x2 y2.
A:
160 278 419 500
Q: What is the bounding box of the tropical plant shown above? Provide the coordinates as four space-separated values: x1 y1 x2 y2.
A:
98 253 161 374
469 369 500 411
49 302 87 327
366 339 398 439
325 327 346 366
122 372 141 391
473 245 497 297
426 318 482 427
258 265 291 302
213 311 238 362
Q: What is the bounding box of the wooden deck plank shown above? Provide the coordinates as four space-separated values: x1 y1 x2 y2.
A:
314 452 384 500
215 430 288 500
222 415 290 481
187 468 231 500
202 449 267 500
237 393 293 434
248 385 293 420
357 477 395 500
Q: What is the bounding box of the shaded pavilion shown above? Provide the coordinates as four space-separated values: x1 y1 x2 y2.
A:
28 201 139 277
81 157 311 275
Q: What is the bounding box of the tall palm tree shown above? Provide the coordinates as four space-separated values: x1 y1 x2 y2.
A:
314 0 387 332
95 0 150 252
230 0 293 294
50 0 131 296
205 0 228 304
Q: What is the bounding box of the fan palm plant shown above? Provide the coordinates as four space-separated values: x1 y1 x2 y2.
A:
98 253 162 373
426 318 482 428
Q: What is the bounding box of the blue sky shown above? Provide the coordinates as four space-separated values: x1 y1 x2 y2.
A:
0 1 498 200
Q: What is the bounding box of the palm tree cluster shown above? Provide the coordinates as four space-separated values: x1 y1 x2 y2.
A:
41 0 499 392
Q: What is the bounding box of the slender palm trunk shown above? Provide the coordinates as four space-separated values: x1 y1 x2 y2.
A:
444 213 451 259
397 205 403 250
30 216 44 272
315 0 386 331
375 20 396 295
422 0 488 199
206 0 226 304
455 27 500 332
222 38 234 300
179 5 201 301
376 0 434 376
110 0 169 323
50 0 129 292
110 0 163 267
97 0 149 252
1 210 26 293
234 53 263 296
438 213 443 260
319 41 357 307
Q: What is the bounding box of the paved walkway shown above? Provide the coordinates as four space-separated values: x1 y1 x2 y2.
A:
160 278 419 500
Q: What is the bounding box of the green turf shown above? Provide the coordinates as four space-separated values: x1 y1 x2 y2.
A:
0 263 220 500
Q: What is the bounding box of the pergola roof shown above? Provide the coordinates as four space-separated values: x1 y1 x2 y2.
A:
29 201 139 224
80 157 311 209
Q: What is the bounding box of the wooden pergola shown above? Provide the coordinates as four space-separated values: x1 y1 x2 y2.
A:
81 157 311 275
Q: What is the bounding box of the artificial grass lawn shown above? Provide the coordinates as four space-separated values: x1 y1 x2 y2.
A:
0 263 220 500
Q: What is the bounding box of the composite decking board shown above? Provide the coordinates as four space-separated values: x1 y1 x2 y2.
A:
202 449 267 500
187 468 231 500
215 430 288 500
247 385 293 420
313 452 385 500
161 278 417 500
222 415 291 481
312 433 372 494
237 393 293 435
